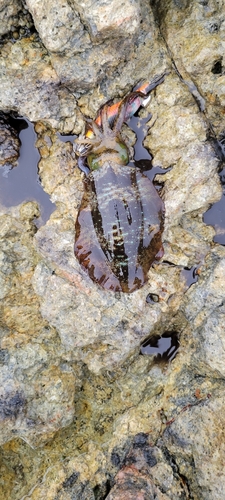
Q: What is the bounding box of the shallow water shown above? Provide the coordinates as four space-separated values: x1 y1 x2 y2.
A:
140 331 179 362
0 118 56 227
127 112 167 182
203 167 225 245
181 266 199 287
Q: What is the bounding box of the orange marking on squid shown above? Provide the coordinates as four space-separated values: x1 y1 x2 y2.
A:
85 81 150 139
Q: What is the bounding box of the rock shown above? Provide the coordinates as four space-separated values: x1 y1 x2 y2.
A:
50 37 133 89
182 246 225 378
0 0 22 36
162 394 225 500
0 0 169 121
0 204 78 447
25 0 91 54
73 0 140 42
144 72 221 267
0 114 20 168
0 37 77 129
106 435 185 499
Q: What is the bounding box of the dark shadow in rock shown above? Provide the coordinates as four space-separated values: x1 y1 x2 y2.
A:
0 7 36 46
211 58 223 74
93 479 111 500
62 471 79 489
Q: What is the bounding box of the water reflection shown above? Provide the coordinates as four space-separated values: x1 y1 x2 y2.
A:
203 167 225 245
181 266 199 287
141 331 179 363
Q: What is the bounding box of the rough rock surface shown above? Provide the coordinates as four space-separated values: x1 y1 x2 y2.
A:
0 0 168 113
0 114 20 167
0 202 78 447
0 0 225 499
73 0 140 42
25 0 91 54
0 37 79 130
0 0 22 36
151 0 225 136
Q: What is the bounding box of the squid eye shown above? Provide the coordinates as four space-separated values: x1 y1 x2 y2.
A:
115 140 129 165
87 153 101 170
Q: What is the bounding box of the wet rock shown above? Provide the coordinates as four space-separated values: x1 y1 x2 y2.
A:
151 0 225 135
98 434 187 499
0 38 77 130
182 246 225 378
162 393 225 500
50 37 133 89
0 0 169 119
24 0 141 90
0 203 78 447
0 114 20 168
73 0 140 42
71 0 169 107
25 0 91 54
144 72 221 266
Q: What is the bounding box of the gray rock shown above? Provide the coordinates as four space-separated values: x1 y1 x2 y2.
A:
0 38 77 129
0 0 22 36
151 0 225 136
162 394 225 500
73 0 140 42
25 0 91 54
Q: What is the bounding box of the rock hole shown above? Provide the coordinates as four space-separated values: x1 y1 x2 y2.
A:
93 479 111 499
140 331 179 363
211 59 223 74
146 293 159 304
208 22 220 33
